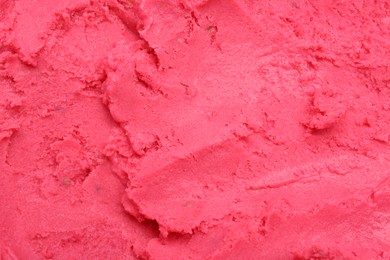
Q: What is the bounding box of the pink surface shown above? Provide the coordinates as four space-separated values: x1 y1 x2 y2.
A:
1 0 390 259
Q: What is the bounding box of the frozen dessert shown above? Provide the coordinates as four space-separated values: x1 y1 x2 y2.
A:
1 0 390 259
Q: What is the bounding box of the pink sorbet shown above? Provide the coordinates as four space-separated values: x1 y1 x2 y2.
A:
1 0 390 259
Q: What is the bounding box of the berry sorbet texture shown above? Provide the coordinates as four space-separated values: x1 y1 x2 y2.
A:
1 0 390 259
